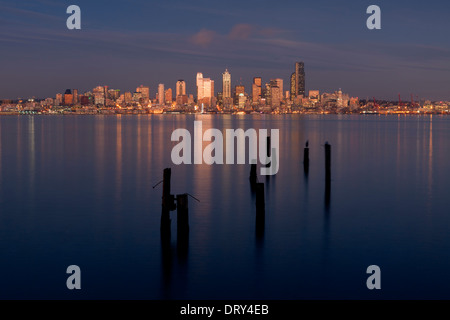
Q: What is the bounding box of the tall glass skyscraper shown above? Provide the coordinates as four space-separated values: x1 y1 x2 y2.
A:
290 72 296 100
222 69 231 99
295 61 305 97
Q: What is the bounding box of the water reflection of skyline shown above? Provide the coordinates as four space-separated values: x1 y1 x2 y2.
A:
1 114 449 299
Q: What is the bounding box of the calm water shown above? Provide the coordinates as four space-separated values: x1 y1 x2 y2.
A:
0 114 449 299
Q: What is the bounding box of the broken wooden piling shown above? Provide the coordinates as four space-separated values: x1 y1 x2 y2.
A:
161 168 176 234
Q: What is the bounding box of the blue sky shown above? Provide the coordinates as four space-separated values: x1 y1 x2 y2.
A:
1 0 450 100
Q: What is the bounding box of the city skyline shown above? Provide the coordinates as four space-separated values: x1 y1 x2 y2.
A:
2 61 449 103
1 0 450 100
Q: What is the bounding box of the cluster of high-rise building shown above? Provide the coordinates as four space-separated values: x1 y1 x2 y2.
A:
2 61 392 114
46 61 315 112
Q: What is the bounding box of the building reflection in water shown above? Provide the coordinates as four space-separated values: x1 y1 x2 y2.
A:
115 115 123 203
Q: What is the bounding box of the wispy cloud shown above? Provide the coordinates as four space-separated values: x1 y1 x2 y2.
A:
189 29 217 47
228 23 253 40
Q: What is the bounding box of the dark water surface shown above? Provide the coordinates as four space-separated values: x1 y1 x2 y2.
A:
0 114 449 299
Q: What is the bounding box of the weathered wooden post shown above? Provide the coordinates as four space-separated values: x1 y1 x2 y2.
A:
160 168 173 291
249 163 257 185
304 140 309 175
161 168 175 234
255 183 265 236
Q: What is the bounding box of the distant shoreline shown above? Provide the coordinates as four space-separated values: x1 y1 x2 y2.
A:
0 111 448 116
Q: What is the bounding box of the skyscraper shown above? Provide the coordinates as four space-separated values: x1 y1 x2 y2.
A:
294 61 305 97
165 88 173 103
196 72 214 106
234 85 245 105
270 86 281 107
203 80 212 103
158 84 165 105
210 80 215 98
93 86 105 105
196 72 204 101
176 80 186 97
55 93 62 106
63 89 73 105
290 72 296 100
269 79 281 107
136 85 150 101
264 83 271 105
252 77 262 103
124 92 132 104
72 89 78 104
223 69 231 99
273 78 283 98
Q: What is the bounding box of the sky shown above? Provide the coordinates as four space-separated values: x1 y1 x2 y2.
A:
1 0 450 101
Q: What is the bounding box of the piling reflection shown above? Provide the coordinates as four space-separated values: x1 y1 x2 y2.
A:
160 221 172 299
255 182 265 247
249 163 257 198
159 168 191 298
324 142 331 216
176 194 189 264
303 140 309 178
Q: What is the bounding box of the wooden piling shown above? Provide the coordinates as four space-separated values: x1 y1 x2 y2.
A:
303 141 309 174
161 168 175 233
